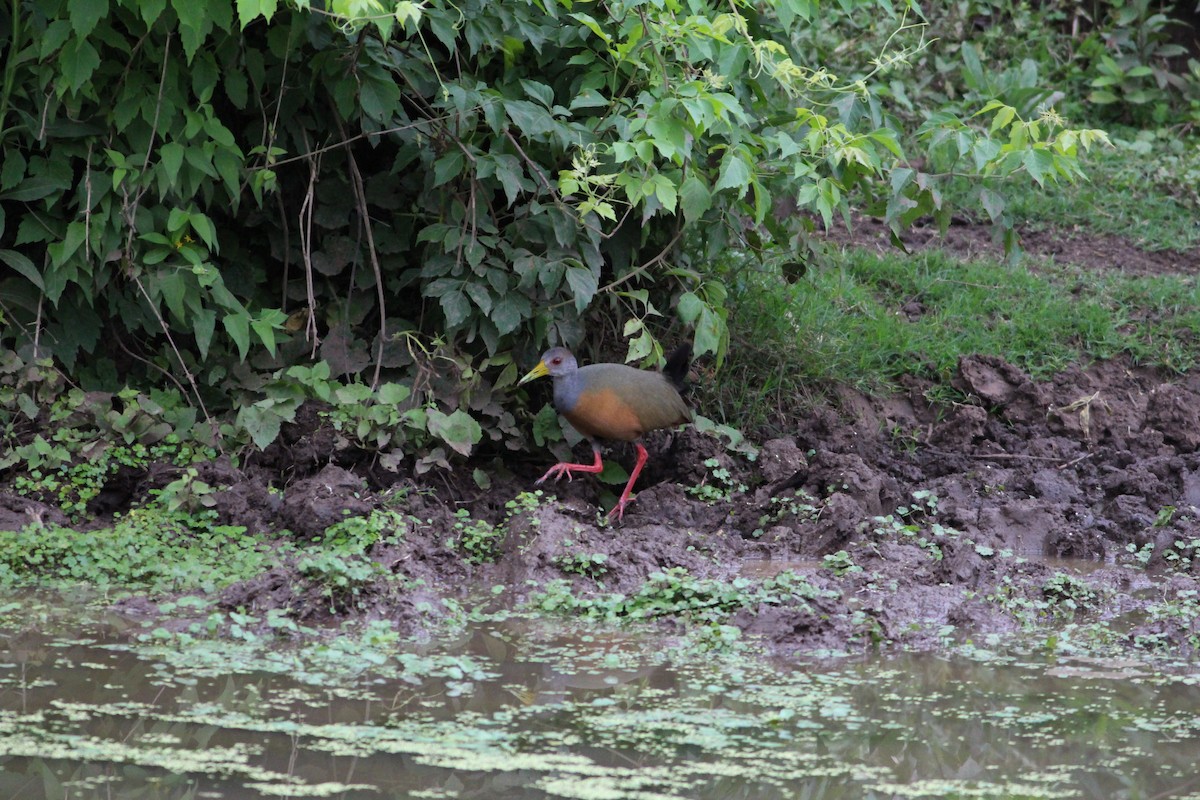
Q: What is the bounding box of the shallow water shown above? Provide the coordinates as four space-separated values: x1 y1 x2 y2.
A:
1 592 1198 800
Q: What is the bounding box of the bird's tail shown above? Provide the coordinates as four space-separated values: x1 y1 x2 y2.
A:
663 343 692 392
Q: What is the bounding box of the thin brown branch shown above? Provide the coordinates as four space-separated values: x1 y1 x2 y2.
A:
340 131 388 390
131 275 221 454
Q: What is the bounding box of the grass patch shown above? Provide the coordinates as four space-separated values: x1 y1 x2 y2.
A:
1003 129 1200 252
716 246 1200 432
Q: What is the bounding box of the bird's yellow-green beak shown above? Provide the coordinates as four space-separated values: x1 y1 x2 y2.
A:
518 360 550 386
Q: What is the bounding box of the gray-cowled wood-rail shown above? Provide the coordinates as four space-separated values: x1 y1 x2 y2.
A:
518 344 692 520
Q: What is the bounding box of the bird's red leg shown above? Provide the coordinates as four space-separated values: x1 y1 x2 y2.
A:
609 442 648 521
536 443 603 485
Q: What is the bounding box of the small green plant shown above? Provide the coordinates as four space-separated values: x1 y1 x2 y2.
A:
752 489 822 537
1162 538 1200 572
897 489 939 519
1153 505 1177 528
0 509 274 593
822 550 863 577
296 550 386 612
530 567 832 639
451 509 502 564
153 468 218 520
448 491 543 564
1136 588 1200 653
687 458 747 503
317 509 406 553
1126 541 1155 567
1042 572 1098 613
554 552 610 580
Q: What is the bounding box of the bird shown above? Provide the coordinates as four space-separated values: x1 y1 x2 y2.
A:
518 344 692 521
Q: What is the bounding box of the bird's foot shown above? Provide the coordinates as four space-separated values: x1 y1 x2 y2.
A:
607 494 635 522
535 461 600 484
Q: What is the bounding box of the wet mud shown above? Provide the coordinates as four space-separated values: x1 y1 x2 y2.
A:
6 349 1198 657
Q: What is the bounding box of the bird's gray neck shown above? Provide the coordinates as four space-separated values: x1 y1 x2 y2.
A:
552 371 583 413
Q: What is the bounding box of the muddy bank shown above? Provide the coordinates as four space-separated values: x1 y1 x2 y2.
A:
4 351 1197 657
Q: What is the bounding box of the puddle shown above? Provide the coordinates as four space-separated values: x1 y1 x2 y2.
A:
0 594 1198 799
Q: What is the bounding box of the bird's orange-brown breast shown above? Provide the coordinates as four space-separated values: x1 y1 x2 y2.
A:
563 387 646 442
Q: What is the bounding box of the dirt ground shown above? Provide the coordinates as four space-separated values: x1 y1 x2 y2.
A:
3 219 1199 657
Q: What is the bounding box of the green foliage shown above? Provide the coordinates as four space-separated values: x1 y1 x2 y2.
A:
871 490 959 562
295 510 407 610
1004 130 1200 251
248 360 485 471
1042 572 1098 612
0 0 1109 464
751 488 821 538
449 491 542 564
450 508 502 565
0 510 273 593
317 509 407 553
13 437 215 520
554 551 610 581
1082 0 1194 124
153 468 218 519
686 457 747 503
1135 588 1200 653
822 550 863 577
531 566 829 628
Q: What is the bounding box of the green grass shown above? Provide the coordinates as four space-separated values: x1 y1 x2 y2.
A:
715 246 1200 433
1004 128 1200 252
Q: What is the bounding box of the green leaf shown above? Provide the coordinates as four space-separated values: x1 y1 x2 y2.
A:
650 174 678 213
172 0 214 62
188 212 219 250
491 293 531 336
0 152 25 192
979 187 1005 223
139 0 167 26
69 0 109 38
0 175 67 202
158 142 185 187
504 99 555 138
158 271 189 321
565 264 599 313
520 79 555 108
695 306 725 362
377 383 411 405
360 71 401 122
433 151 464 187
714 150 752 196
193 308 216 360
570 12 612 44
427 408 482 457
49 221 87 267
223 312 251 360
250 309 287 357
1022 149 1056 187
59 37 101 94
237 405 284 449
237 0 278 28
989 105 1017 134
677 291 704 324
0 250 43 290
168 208 190 233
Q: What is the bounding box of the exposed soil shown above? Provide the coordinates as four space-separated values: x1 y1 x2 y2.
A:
3 222 1199 658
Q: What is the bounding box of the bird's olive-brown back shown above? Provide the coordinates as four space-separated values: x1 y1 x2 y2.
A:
558 363 691 442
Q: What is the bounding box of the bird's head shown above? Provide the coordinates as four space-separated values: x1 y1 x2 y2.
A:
518 347 577 385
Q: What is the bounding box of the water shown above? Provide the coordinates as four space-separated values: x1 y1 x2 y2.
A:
1 593 1198 799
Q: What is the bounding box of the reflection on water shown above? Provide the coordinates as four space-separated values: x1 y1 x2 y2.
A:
0 593 1198 799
